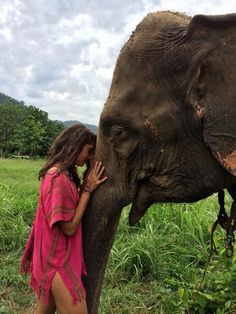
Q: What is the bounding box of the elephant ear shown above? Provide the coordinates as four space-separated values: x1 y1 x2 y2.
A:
186 14 236 175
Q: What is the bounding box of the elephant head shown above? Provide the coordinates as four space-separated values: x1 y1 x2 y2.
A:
82 11 236 313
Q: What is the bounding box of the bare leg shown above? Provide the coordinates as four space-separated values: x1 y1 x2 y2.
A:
51 272 88 314
35 290 56 314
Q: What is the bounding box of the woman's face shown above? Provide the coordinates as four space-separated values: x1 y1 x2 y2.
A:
75 143 95 166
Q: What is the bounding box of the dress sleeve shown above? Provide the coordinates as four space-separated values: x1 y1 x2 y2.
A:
43 174 77 229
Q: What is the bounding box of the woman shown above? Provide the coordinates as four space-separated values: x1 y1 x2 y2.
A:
20 124 107 314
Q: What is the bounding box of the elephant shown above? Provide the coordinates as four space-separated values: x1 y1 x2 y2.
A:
82 11 236 313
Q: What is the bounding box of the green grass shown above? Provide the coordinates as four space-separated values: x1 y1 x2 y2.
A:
0 158 236 313
0 158 43 313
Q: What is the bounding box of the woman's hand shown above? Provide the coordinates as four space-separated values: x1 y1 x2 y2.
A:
60 162 107 236
84 161 108 193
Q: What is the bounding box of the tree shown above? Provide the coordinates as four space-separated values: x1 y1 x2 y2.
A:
0 104 26 155
15 116 45 156
13 106 64 156
0 96 64 157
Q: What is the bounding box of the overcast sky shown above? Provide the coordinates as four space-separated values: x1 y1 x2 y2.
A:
1 0 236 125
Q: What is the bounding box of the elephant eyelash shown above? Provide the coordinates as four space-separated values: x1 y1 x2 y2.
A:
110 127 126 138
111 130 122 137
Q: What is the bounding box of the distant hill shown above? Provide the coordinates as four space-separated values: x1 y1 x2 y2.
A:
0 92 25 106
63 120 97 133
0 92 98 133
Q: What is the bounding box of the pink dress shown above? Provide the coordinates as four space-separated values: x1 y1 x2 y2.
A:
20 171 87 304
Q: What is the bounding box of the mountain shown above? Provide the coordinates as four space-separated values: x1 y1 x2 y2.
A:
63 120 97 133
0 92 98 133
0 92 25 106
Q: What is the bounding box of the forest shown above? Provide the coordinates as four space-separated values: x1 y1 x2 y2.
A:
0 92 65 157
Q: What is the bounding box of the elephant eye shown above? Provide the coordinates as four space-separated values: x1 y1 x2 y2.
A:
103 123 140 159
110 126 126 140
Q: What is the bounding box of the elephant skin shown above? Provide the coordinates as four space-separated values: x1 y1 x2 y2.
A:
82 11 236 313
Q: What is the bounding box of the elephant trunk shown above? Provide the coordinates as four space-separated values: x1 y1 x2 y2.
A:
82 187 122 314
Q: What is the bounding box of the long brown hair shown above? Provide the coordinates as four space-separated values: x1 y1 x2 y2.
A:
38 124 96 188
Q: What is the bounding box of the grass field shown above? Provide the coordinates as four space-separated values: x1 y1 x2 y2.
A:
0 158 236 313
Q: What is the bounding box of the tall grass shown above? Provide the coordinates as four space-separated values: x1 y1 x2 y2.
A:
0 159 236 313
0 159 43 313
102 201 236 314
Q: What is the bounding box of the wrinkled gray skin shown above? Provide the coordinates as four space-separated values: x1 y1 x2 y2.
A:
82 11 236 313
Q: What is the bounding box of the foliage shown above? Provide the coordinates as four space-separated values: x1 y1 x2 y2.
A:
103 200 236 313
0 92 24 106
0 94 64 157
0 159 236 313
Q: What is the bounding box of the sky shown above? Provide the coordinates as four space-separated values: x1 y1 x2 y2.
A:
1 0 236 125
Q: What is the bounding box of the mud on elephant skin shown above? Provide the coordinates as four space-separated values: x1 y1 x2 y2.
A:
82 11 236 313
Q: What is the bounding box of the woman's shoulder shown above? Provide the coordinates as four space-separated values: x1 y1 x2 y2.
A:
41 168 70 191
41 167 78 196
46 166 61 176
44 167 69 181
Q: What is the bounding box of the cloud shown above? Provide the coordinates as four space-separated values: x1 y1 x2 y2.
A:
0 0 236 125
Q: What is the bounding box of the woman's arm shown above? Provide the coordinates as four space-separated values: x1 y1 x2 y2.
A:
59 190 91 236
59 161 107 236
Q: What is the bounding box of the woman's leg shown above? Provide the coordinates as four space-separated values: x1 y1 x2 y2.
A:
34 290 56 314
51 272 88 314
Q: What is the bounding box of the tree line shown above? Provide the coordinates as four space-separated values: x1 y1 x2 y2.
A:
0 95 64 157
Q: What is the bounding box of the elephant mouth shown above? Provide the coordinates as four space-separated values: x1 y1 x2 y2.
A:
129 179 154 226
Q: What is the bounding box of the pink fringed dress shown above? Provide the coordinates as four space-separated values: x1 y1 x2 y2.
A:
20 171 87 304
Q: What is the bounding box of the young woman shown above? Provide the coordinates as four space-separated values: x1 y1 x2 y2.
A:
20 124 107 314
